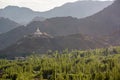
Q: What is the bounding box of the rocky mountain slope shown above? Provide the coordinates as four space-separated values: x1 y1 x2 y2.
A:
0 29 107 57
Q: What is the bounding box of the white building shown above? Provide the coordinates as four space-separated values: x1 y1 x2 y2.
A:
33 27 53 38
34 27 43 36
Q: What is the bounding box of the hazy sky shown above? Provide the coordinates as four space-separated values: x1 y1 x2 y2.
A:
0 0 113 12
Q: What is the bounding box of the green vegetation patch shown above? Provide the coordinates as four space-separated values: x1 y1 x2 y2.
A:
0 46 120 80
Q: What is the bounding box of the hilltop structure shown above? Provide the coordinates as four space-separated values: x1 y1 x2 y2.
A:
33 27 43 37
33 27 53 38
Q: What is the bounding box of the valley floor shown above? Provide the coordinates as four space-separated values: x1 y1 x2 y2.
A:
0 46 120 80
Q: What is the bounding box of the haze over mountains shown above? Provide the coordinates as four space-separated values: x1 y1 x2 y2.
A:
0 17 19 33
0 1 112 24
77 0 120 35
0 0 120 57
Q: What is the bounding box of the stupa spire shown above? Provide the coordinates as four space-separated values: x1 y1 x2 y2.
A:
34 27 43 35
32 27 53 38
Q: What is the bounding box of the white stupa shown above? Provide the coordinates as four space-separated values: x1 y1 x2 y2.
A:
33 27 53 38
34 27 43 36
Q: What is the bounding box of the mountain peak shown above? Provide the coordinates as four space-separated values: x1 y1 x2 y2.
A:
3 6 21 11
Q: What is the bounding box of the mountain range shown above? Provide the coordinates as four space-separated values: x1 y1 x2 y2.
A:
0 0 118 50
0 1 112 24
0 0 120 57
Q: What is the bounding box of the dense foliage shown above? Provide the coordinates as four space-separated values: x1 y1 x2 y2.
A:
0 46 120 80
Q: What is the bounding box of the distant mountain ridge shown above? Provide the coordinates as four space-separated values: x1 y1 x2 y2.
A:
31 17 46 22
0 1 112 24
0 17 19 33
0 6 38 24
